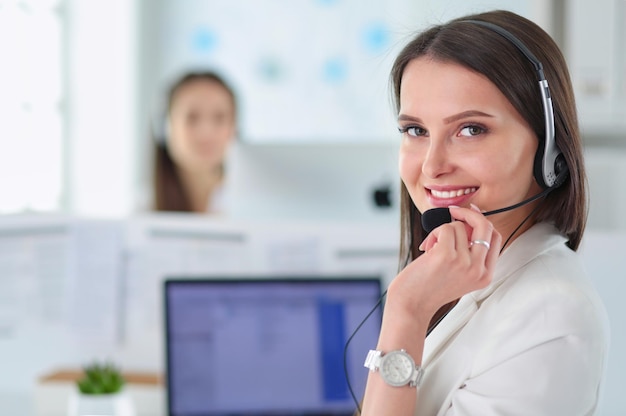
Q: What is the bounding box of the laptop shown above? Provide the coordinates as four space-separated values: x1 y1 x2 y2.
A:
163 276 383 416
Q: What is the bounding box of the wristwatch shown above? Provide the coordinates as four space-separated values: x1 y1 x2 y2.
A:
364 349 423 387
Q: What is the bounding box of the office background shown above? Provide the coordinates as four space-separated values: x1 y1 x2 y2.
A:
4 0 625 221
1 0 625 415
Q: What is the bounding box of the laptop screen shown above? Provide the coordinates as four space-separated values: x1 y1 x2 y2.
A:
164 277 383 416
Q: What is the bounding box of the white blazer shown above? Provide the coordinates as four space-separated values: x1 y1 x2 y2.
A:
416 223 609 416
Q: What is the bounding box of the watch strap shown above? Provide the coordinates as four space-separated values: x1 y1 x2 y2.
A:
364 349 383 370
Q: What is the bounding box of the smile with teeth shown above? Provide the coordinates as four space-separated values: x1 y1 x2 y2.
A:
430 187 477 199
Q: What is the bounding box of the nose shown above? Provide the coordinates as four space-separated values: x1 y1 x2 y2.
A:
199 117 216 133
421 139 452 179
194 117 221 143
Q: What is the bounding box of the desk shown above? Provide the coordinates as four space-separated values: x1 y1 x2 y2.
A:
35 370 165 416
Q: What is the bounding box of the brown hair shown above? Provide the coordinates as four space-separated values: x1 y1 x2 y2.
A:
151 71 237 212
391 10 587 272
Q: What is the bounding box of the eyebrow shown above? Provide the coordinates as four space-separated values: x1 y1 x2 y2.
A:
397 110 494 124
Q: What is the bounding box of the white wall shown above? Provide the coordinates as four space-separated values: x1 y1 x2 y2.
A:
585 148 626 231
66 0 138 217
566 0 626 138
580 231 626 416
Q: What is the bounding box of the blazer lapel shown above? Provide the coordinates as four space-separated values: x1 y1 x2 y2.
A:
422 294 478 367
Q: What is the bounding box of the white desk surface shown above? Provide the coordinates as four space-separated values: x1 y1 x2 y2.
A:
0 383 165 416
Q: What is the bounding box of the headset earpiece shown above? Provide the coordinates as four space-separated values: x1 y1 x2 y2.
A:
464 19 570 191
552 154 570 188
532 139 569 190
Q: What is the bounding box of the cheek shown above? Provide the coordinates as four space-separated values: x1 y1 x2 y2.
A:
398 147 423 184
499 141 537 178
167 126 197 162
169 128 189 149
219 124 236 141
477 146 537 198
398 149 427 205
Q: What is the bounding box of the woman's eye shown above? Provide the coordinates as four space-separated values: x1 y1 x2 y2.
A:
212 112 230 126
459 125 485 137
186 113 200 125
399 126 426 137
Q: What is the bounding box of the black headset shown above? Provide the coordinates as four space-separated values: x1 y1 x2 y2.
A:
463 20 569 190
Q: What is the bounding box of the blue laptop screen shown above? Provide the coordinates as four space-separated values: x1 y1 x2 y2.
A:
164 277 383 416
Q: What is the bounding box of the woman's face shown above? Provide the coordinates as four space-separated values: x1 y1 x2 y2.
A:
398 57 543 237
167 79 236 173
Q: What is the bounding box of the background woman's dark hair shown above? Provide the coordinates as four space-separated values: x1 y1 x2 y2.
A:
391 10 587 271
152 71 237 212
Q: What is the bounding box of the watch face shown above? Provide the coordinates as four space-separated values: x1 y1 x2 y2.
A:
380 350 415 387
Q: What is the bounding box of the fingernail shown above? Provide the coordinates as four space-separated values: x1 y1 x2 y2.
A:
448 205 460 209
470 203 482 213
418 242 425 251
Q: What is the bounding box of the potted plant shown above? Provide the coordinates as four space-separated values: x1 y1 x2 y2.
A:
67 361 135 416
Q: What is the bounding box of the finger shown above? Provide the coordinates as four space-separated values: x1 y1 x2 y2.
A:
427 221 456 252
419 216 454 251
419 231 438 252
450 220 470 252
449 205 493 243
449 206 494 260
420 206 471 252
484 230 503 271
421 221 468 255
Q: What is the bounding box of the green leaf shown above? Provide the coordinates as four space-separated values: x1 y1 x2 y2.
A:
76 360 125 395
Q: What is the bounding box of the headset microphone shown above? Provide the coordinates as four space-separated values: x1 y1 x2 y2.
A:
421 192 547 234
422 207 452 234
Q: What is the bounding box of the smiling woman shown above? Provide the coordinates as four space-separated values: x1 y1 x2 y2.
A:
150 71 238 213
359 9 609 416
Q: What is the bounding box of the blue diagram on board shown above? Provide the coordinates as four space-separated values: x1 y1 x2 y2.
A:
322 58 348 84
363 22 390 54
191 26 218 53
315 0 339 6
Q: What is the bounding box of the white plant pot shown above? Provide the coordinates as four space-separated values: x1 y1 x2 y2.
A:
67 389 135 416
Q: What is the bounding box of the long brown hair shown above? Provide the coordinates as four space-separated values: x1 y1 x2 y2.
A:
391 10 587 273
151 71 237 212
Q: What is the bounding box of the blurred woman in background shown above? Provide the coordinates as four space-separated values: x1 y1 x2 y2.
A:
151 71 237 213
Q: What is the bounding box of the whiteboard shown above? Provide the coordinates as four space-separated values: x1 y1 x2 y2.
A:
152 0 540 143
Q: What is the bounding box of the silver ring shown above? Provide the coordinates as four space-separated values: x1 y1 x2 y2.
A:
470 239 491 250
